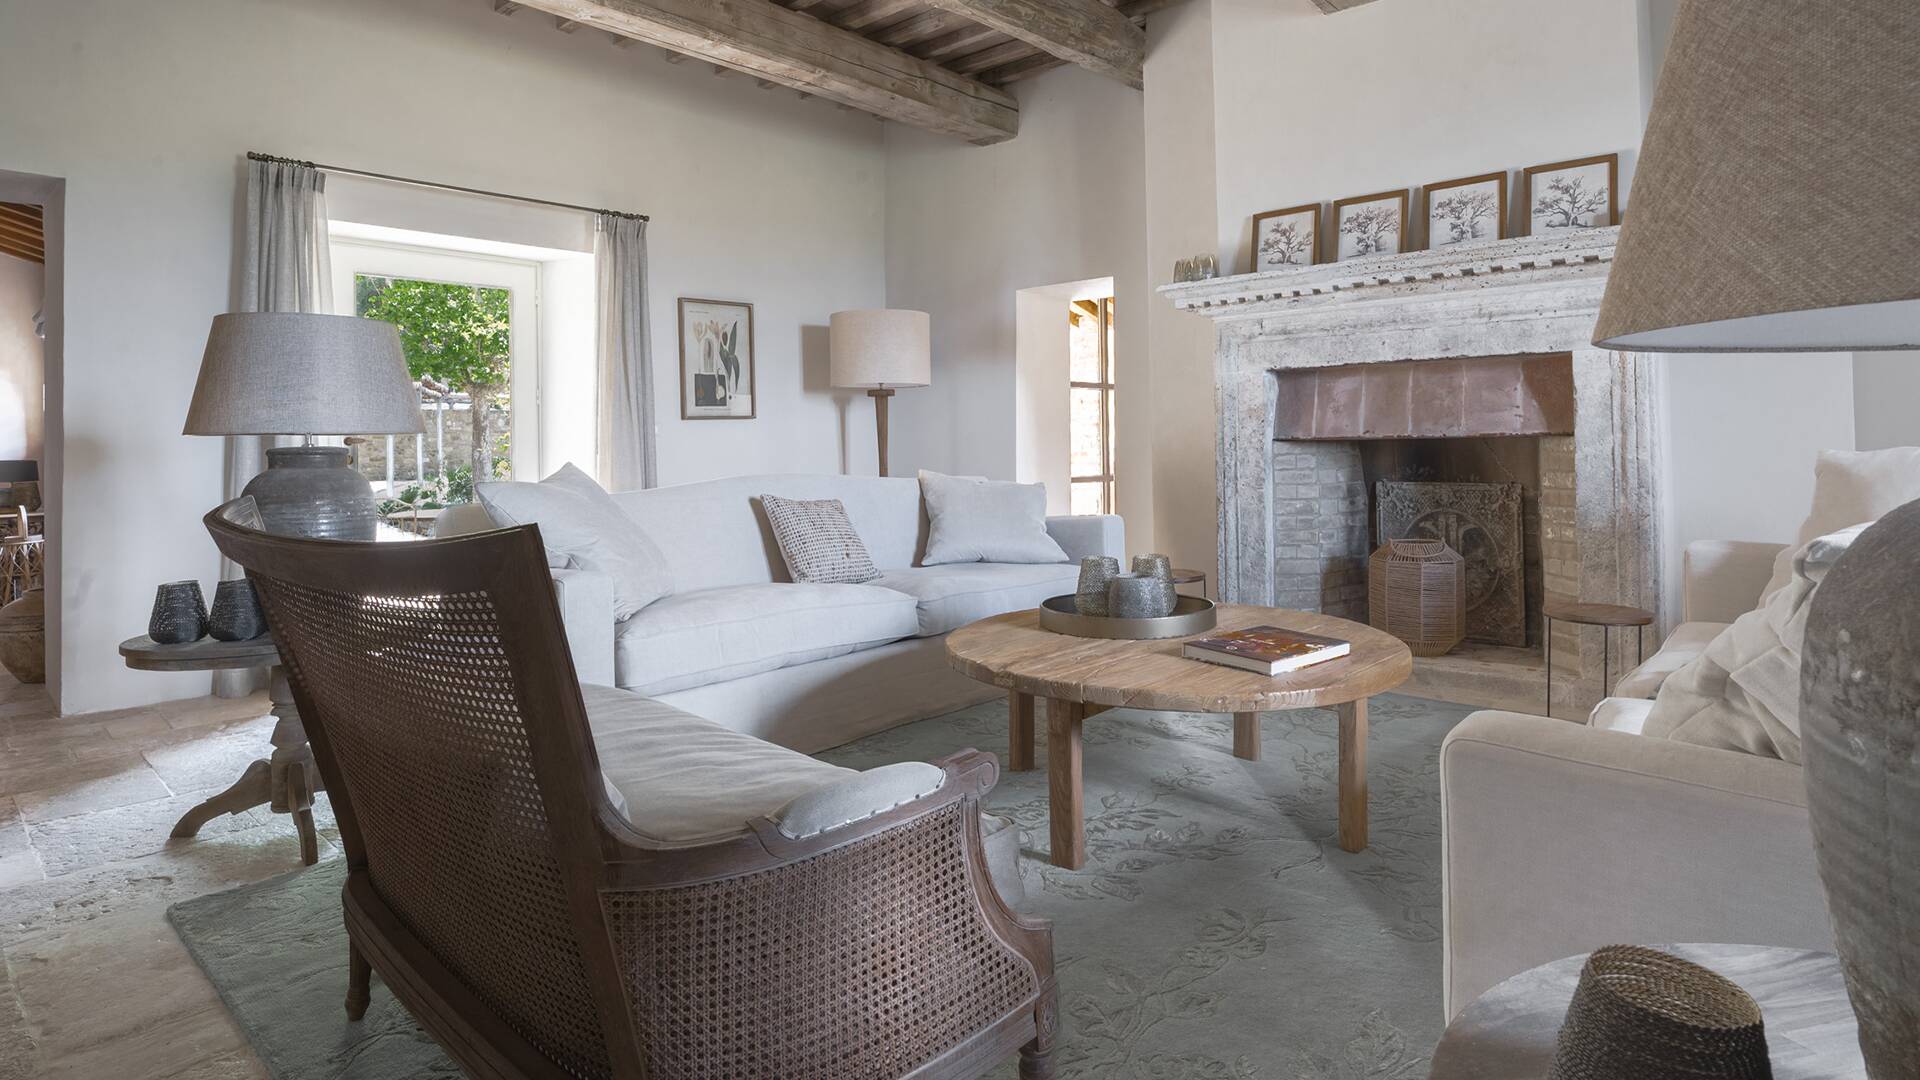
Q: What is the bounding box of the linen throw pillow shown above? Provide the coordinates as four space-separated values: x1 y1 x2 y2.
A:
917 469 1068 565
759 494 882 584
477 463 672 621
1758 446 1920 602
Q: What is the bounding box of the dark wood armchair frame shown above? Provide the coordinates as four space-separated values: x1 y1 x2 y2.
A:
206 499 1057 1079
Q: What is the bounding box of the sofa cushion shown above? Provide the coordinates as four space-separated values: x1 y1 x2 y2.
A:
614 582 919 696
1612 621 1728 699
477 463 673 620
1761 446 1920 600
584 684 853 847
759 494 881 584
917 470 1069 565
876 563 1081 636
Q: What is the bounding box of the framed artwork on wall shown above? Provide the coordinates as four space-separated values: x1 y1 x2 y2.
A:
1421 171 1508 249
1249 203 1321 271
1331 189 1408 261
1522 153 1618 235
678 297 756 420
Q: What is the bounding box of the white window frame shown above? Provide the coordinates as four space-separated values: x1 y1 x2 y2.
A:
329 237 542 483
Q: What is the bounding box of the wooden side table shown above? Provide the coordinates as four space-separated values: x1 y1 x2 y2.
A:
1429 944 1863 1079
1542 598 1653 714
1170 568 1207 599
119 634 324 865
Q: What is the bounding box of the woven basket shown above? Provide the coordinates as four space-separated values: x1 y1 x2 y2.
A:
1367 539 1465 657
1549 945 1773 1080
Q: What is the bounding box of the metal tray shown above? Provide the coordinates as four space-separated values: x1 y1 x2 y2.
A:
1037 594 1218 640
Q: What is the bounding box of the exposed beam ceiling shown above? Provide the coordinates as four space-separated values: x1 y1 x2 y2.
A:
0 203 43 265
1309 0 1381 10
919 0 1143 88
514 0 1020 142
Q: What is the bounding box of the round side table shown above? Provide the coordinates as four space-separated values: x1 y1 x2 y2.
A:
119 634 323 865
1542 598 1652 715
1170 568 1207 599
1430 944 1864 1079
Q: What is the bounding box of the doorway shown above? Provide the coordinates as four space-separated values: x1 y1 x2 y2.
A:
1014 276 1116 515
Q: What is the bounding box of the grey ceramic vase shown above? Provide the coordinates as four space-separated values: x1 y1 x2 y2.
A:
1800 498 1920 1077
1076 556 1120 616
149 581 207 645
208 579 268 642
1108 573 1174 619
242 445 380 540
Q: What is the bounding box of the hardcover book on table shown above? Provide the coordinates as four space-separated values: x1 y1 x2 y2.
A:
1183 626 1351 676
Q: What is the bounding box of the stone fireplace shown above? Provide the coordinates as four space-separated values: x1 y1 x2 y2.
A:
1161 228 1661 716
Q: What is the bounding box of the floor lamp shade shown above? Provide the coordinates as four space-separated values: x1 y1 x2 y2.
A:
831 310 929 478
1592 0 1920 352
185 313 423 437
1592 4 1920 1077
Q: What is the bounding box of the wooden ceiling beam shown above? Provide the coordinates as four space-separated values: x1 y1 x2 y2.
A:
918 0 1144 88
823 0 921 32
868 8 971 47
0 238 41 265
1309 0 1381 10
914 23 1005 61
981 52 1063 85
513 0 1018 142
947 38 1037 76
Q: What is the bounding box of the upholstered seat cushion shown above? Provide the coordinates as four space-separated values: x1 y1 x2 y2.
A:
1612 621 1728 699
876 563 1081 637
614 582 919 696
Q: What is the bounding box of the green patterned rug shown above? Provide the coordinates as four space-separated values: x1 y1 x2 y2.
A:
169 693 1469 1079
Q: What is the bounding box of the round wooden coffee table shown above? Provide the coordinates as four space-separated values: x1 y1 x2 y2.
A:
946 604 1412 868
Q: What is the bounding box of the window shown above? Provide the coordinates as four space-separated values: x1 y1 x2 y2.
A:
1068 296 1115 515
329 238 540 505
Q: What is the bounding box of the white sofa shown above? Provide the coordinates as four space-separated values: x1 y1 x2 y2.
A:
1438 536 1828 1019
444 473 1123 753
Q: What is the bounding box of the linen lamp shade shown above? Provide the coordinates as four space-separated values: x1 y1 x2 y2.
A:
184 312 423 436
1592 0 1920 352
830 309 931 389
1592 3 1920 1076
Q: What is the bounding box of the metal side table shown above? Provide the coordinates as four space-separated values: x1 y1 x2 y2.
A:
119 634 323 865
1542 598 1653 716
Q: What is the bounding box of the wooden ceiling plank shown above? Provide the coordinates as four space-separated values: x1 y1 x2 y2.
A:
824 0 922 31
913 23 1004 60
947 37 1037 76
982 52 1064 85
1309 0 1381 10
0 218 40 248
918 0 1143 87
868 8 970 47
0 237 41 264
514 0 1018 142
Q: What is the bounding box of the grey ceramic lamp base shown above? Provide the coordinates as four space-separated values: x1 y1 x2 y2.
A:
1800 495 1920 1078
241 446 379 540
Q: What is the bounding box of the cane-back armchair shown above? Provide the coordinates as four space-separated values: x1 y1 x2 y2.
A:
206 498 1057 1079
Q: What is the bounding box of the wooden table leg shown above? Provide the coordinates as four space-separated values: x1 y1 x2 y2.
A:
1046 698 1085 870
1337 698 1368 853
1233 711 1260 761
1008 690 1036 772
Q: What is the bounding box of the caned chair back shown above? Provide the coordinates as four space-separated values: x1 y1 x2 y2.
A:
204 497 624 1077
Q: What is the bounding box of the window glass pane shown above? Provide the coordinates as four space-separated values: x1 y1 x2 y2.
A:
1103 298 1116 382
354 274 511 507
1071 388 1106 477
1069 303 1102 383
1071 481 1105 516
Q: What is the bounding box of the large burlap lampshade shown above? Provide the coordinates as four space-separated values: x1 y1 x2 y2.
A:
830 309 930 477
186 312 423 539
1593 3 1919 1075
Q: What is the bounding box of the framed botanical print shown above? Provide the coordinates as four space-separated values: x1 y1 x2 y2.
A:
679 298 755 420
1522 153 1618 235
1331 189 1409 261
1422 171 1508 249
1249 203 1322 271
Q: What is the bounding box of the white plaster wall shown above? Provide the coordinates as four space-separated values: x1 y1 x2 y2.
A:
0 0 886 713
883 64 1151 550
1852 352 1920 451
0 255 42 463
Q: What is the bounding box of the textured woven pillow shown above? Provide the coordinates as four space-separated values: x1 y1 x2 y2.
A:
760 494 882 584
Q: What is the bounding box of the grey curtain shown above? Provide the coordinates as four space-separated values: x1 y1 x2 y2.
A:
594 214 656 491
216 158 333 697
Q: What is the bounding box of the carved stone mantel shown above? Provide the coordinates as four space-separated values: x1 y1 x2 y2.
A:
1159 228 1661 709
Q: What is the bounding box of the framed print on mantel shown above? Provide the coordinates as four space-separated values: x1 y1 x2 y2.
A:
1331 189 1409 261
1523 153 1618 235
679 297 755 420
1422 171 1508 249
1250 203 1322 272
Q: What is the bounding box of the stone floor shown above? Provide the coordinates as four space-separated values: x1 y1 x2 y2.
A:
0 671 329 1079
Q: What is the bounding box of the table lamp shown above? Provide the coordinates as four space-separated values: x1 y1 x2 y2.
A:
185 312 423 540
1593 2 1919 1074
830 309 930 477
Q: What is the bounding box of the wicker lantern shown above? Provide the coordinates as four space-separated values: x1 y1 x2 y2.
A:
1368 539 1465 657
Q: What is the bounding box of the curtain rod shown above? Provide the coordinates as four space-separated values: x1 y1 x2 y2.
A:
246 151 649 222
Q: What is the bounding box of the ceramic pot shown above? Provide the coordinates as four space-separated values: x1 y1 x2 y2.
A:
0 586 44 683
242 445 381 540
1132 554 1177 613
1076 556 1120 616
149 580 208 645
1800 497 1920 1075
208 579 268 641
1108 573 1174 619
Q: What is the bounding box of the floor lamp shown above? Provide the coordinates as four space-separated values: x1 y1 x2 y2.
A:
1592 2 1919 1073
831 309 929 478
